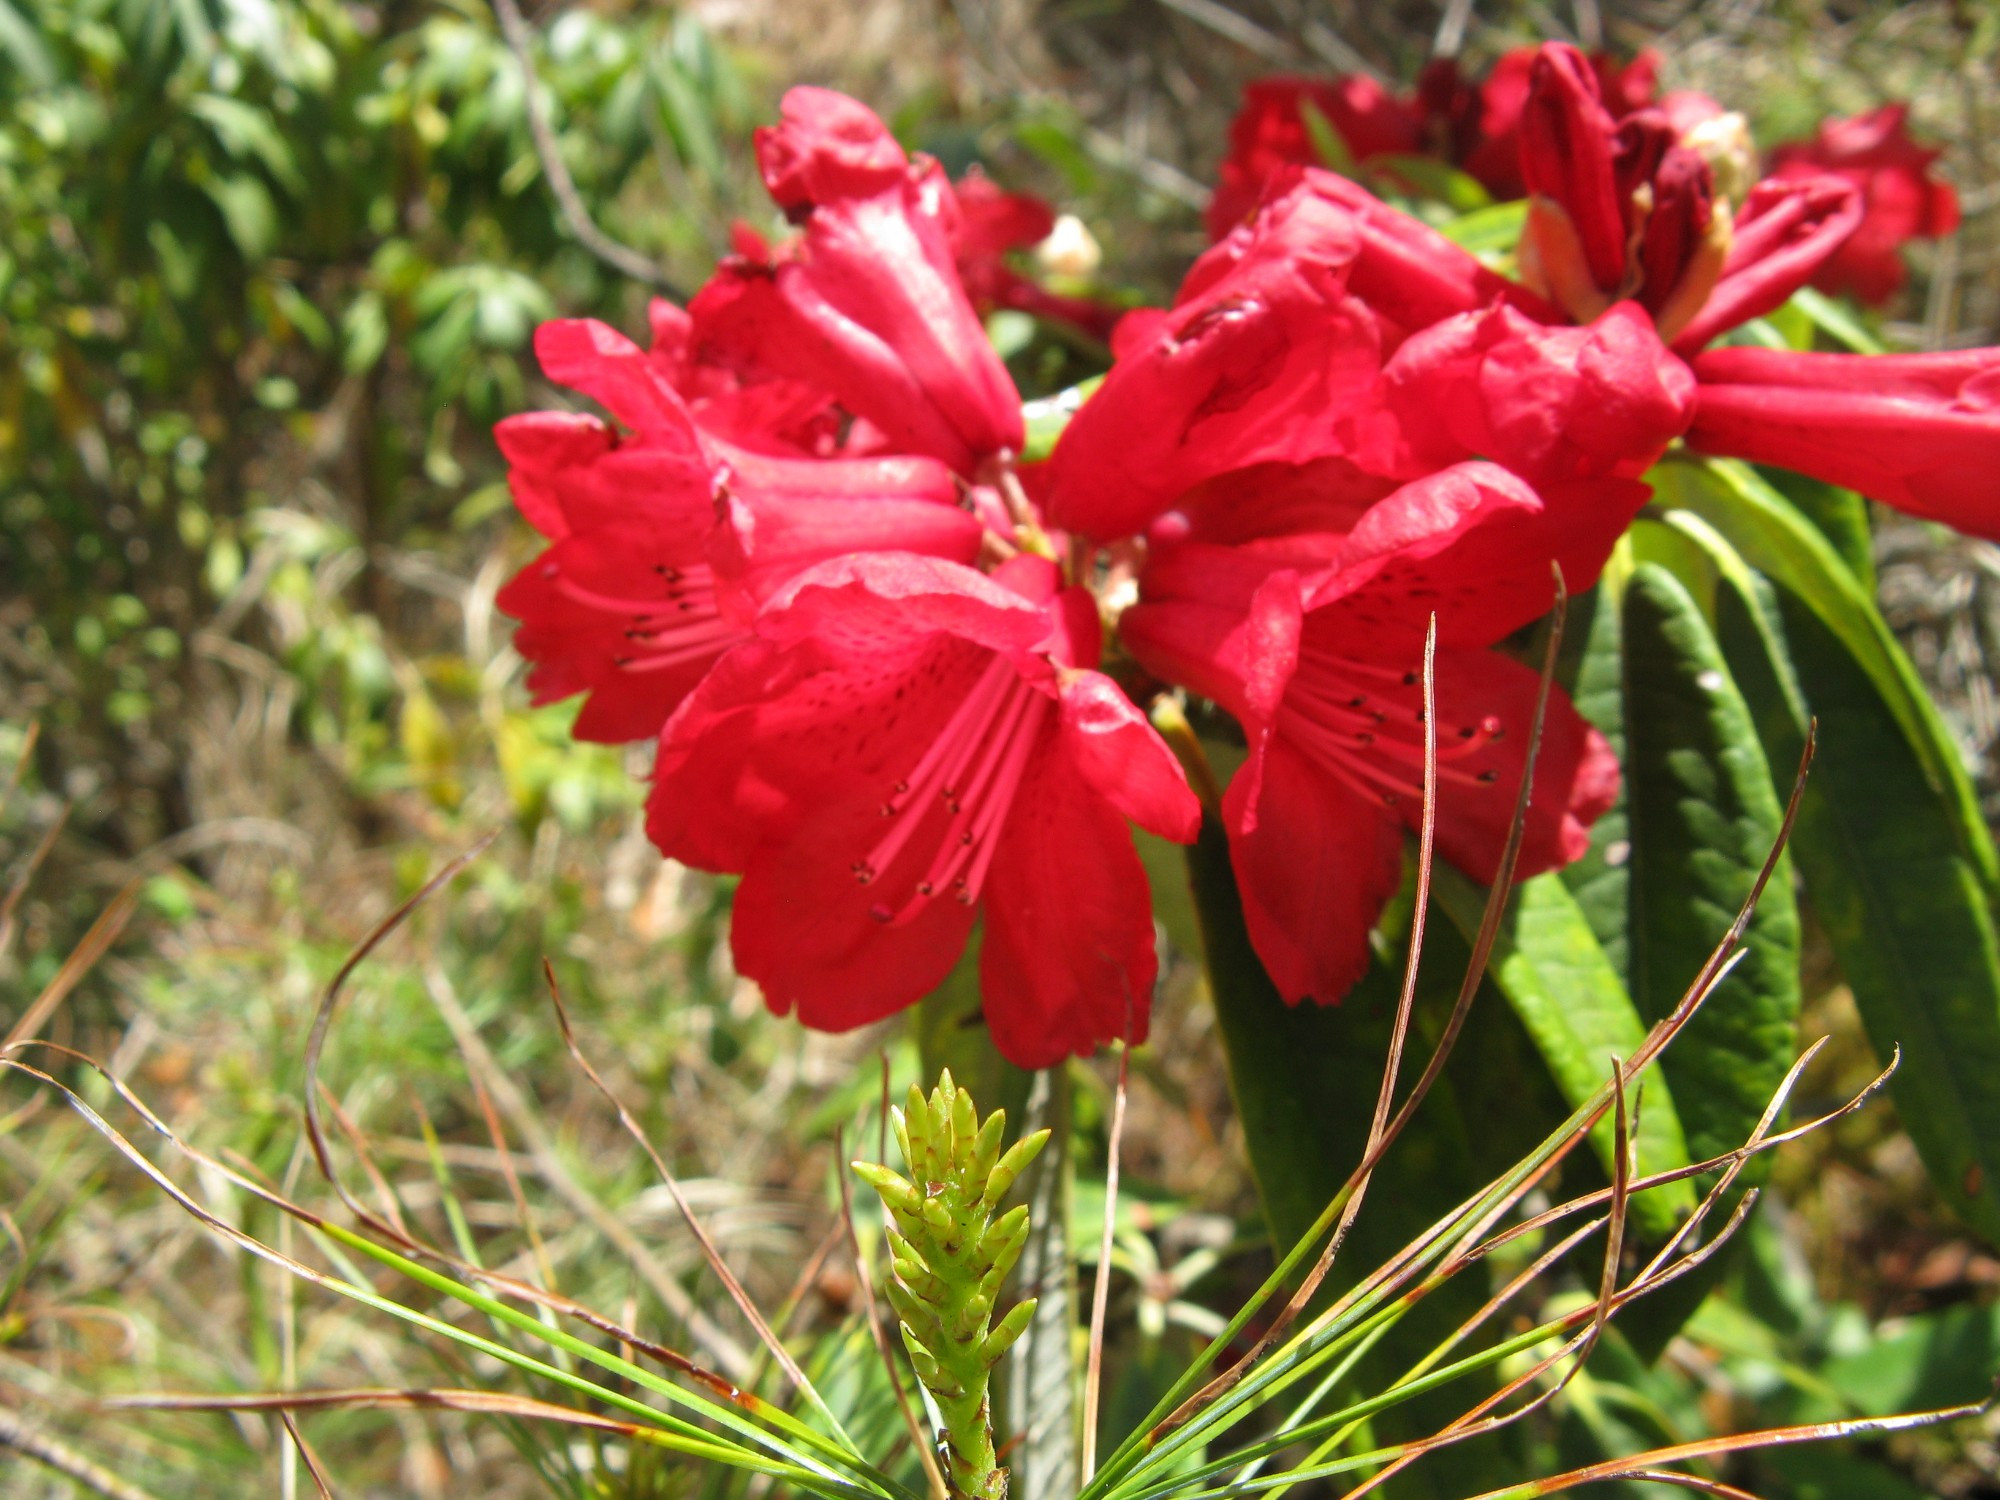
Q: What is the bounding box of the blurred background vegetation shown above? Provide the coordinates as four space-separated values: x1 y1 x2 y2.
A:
4 0 2000 1495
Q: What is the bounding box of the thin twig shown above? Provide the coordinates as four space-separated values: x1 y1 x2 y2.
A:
0 1401 164 1500
487 0 680 295
1080 1040 1131 1483
542 960 833 1424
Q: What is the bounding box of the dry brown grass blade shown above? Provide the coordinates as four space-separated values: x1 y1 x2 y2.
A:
467 1068 558 1296
1474 1041 1887 1275
1080 1037 1132 1483
1458 1389 1994 1499
835 1122 948 1500
1575 1475 1758 1498
4 878 138 1051
1345 1045 1644 1500
541 959 807 1397
0 802 65 965
420 964 754 1383
112 1384 668 1438
287 837 755 1387
301 834 495 1194
6 1031 763 1422
279 1411 337 1499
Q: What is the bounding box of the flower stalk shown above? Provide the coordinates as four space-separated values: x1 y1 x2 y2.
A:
854 1073 1049 1500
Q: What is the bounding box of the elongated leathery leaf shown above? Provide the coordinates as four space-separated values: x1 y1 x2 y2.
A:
1651 454 1997 893
1431 865 1695 1242
1741 591 2000 1242
1618 565 1802 1352
1556 564 1635 982
1185 817 1526 1497
1656 459 2000 1243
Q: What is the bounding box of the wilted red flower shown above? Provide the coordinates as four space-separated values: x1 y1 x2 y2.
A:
1769 104 1961 305
1123 463 1625 1001
689 88 1024 475
648 553 1200 1066
1684 345 2000 538
496 319 978 744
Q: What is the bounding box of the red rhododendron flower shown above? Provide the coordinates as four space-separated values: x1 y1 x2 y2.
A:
1046 170 1534 542
1515 44 1728 339
1668 175 1864 353
1684 345 2000 538
951 168 1124 343
1417 46 1660 200
1360 301 1698 486
496 319 979 743
1123 463 1624 1001
647 553 1200 1067
689 88 1023 475
1770 104 1961 305
1207 75 1421 236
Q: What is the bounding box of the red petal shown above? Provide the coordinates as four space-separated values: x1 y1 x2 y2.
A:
534 320 704 442
755 87 910 211
1376 302 1695 484
1057 672 1201 843
1310 461 1646 645
1349 644 1620 881
730 793 979 1034
1045 184 1384 541
1672 175 1862 349
1223 736 1405 1005
980 748 1161 1066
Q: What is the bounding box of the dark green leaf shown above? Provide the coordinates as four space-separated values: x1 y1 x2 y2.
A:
1432 866 1695 1240
1618 565 1802 1351
1758 593 2000 1242
1558 575 1633 979
1650 455 1997 894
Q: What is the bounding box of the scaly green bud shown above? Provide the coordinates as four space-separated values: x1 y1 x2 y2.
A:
981 1129 1051 1210
981 1298 1037 1368
852 1075 1045 1500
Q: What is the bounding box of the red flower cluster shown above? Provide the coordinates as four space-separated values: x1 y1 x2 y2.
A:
1769 104 1962 305
1206 45 1671 235
500 90 1198 1067
1212 50 1960 308
498 63 1998 1064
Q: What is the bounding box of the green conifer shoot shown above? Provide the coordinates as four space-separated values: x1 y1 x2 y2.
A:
852 1072 1050 1500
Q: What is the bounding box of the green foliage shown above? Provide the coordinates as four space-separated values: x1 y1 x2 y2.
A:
0 0 751 851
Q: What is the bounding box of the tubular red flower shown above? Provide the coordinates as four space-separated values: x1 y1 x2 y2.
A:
495 319 978 744
647 553 1199 1066
1515 46 1727 334
1669 174 1864 352
1520 44 1631 296
1684 345 2000 537
1123 465 1622 1003
1770 104 1961 306
689 88 1023 475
